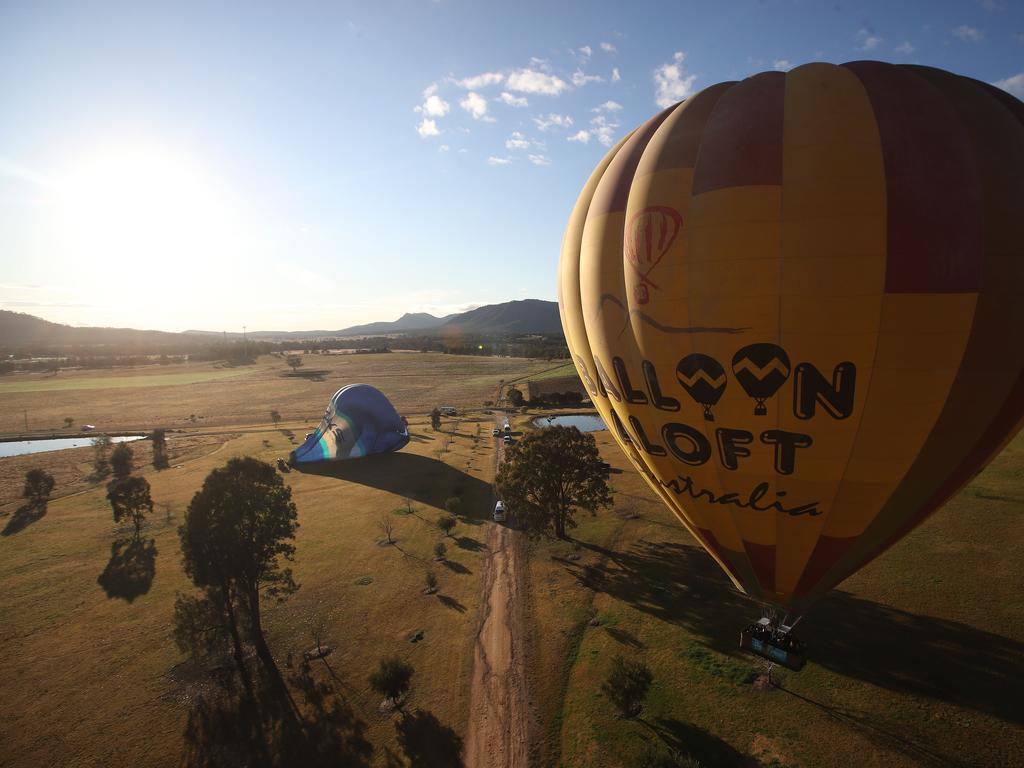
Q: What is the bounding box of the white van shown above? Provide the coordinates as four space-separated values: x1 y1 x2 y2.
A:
493 500 506 522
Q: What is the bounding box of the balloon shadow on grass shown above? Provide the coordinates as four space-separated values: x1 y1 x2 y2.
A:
565 538 1024 728
298 452 492 525
638 717 752 767
97 536 157 602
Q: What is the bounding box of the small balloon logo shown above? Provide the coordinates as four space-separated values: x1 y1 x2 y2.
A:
625 206 682 305
732 343 792 416
676 353 727 421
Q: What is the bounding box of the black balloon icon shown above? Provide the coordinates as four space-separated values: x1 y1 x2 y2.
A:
731 343 791 416
676 353 727 421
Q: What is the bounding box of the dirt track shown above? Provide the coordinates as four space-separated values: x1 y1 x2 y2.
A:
464 413 530 768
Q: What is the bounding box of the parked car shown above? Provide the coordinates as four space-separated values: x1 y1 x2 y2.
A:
81 424 95 431
493 500 506 522
492 427 500 436
503 434 512 445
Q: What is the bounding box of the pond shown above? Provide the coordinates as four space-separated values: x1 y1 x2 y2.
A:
0 435 146 459
532 414 607 432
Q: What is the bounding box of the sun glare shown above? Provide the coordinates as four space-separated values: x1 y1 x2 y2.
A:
54 142 238 301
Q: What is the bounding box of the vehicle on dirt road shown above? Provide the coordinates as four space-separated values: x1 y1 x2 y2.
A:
493 500 506 522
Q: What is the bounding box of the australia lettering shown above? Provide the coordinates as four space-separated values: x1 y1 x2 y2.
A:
661 474 822 517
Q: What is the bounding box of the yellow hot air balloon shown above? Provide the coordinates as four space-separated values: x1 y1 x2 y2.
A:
558 61 1024 644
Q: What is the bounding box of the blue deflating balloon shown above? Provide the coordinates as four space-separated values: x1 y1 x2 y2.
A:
290 384 409 464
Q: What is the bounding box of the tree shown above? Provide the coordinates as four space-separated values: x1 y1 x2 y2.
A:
179 457 299 702
270 409 281 427
437 514 457 538
23 468 55 507
151 428 169 469
286 354 303 372
92 434 112 479
424 570 438 594
506 387 525 407
107 476 153 538
430 408 441 431
433 541 447 561
444 496 461 515
496 425 612 539
63 417 74 429
378 515 395 545
110 441 134 478
601 655 652 718
368 656 413 707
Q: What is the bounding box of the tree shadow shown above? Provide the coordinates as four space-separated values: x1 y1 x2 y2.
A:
605 626 645 649
437 594 467 613
1 502 47 536
563 538 1024 727
298 452 492 524
454 535 485 552
639 717 756 767
182 661 373 768
97 536 157 601
441 559 471 575
394 708 463 768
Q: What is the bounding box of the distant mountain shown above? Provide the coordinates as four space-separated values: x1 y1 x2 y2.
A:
0 310 185 349
1 299 564 351
439 299 562 334
332 312 450 337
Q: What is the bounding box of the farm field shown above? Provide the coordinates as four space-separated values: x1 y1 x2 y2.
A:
0 352 556 434
0 354 1021 768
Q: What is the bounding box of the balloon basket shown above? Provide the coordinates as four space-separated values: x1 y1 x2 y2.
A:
740 615 806 671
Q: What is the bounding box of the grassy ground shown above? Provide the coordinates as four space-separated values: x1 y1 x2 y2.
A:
520 415 1024 768
0 368 252 393
0 405 499 766
0 352 555 434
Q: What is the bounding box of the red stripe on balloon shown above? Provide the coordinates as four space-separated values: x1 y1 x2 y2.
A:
843 60 983 293
792 534 856 598
586 105 677 218
691 71 784 195
742 540 776 595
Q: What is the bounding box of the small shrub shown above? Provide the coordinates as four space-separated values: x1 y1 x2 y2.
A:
433 541 447 561
425 571 438 593
437 514 458 537
601 655 653 718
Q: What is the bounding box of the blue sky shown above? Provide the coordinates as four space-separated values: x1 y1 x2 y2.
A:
1 0 1021 332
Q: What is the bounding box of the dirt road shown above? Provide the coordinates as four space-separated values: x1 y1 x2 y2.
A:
464 413 531 768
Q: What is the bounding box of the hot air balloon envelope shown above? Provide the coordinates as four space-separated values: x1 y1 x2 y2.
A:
558 61 1024 615
290 384 409 464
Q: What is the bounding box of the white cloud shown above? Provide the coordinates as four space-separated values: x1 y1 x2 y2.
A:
894 41 916 54
953 25 985 42
600 42 617 53
533 113 574 131
611 67 621 82
994 72 1024 98
567 130 591 144
415 91 450 117
578 45 593 59
498 91 529 107
528 154 551 166
459 91 490 120
856 29 883 50
590 114 620 146
654 51 697 108
592 100 622 113
487 156 512 166
505 131 531 150
438 144 450 153
773 59 792 71
571 69 603 87
416 118 440 137
529 57 551 71
453 72 504 89
507 68 569 95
